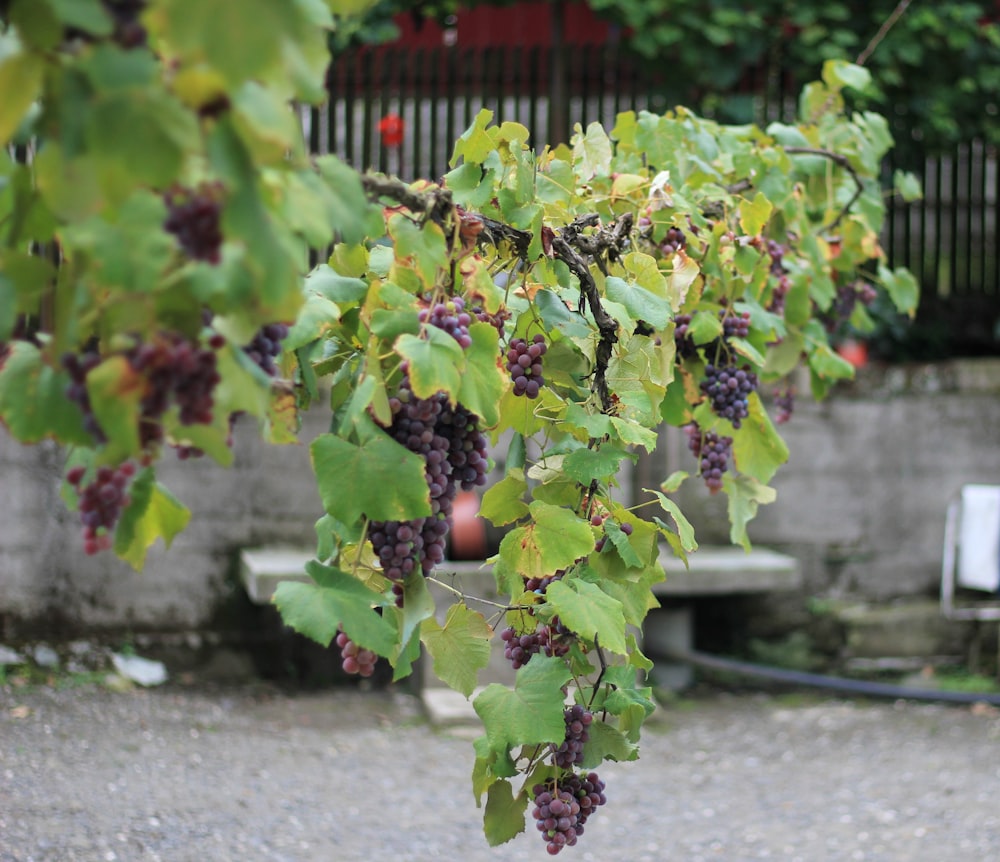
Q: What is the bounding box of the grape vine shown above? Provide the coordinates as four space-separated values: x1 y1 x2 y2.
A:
0 5 920 851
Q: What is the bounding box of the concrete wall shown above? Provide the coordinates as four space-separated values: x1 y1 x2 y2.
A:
1 359 998 640
662 358 1000 603
0 409 328 638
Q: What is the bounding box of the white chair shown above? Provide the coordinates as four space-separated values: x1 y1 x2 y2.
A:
940 485 1000 673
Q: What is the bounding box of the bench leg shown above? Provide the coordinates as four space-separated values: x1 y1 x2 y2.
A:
642 604 694 691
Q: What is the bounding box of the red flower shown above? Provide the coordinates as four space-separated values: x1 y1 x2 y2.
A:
378 113 405 148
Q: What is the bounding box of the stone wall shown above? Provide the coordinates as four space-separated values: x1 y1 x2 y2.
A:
1 359 998 644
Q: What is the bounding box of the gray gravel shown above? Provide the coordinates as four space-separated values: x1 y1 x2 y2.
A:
2 681 999 862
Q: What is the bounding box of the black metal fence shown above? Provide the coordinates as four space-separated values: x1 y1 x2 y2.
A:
315 43 999 348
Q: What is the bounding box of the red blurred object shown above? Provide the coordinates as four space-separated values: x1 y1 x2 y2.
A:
836 338 869 369
378 113 405 148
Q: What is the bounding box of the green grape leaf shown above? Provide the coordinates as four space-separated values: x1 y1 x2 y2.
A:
450 108 495 168
310 431 431 524
314 155 380 246
395 327 465 401
421 603 493 698
647 489 698 552
473 655 572 754
457 322 506 428
394 575 435 679
0 37 44 144
273 561 396 653
562 445 631 486
732 392 789 484
738 192 773 236
724 473 777 551
483 780 527 847
580 719 639 768
605 276 672 330
878 263 919 317
0 342 90 444
498 501 594 578
602 520 644 569
572 121 613 178
388 214 448 288
480 469 529 526
545 578 627 654
158 0 314 87
113 469 192 570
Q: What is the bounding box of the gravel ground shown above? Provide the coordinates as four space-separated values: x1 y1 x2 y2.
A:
2 680 999 862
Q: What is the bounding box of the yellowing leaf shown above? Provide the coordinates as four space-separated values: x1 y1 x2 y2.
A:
421 603 492 697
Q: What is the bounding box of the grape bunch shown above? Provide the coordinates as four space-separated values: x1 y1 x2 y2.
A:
420 297 472 348
773 385 795 425
369 303 490 605
66 462 136 555
685 424 732 494
720 309 751 339
552 705 593 769
438 402 490 491
62 348 107 444
243 323 289 376
824 280 878 332
471 303 510 337
593 517 632 552
530 772 607 855
659 226 687 256
766 240 791 314
126 332 222 449
699 363 758 429
500 621 572 669
335 627 377 678
163 182 225 264
672 313 698 359
506 334 547 399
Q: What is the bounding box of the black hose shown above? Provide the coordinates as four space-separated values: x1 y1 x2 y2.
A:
665 648 1000 706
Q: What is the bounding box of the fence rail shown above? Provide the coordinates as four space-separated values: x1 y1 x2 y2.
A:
315 43 999 309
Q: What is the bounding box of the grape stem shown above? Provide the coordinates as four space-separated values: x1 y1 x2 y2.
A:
783 147 864 232
425 574 521 611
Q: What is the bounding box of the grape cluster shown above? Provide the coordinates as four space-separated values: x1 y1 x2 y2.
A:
126 332 221 449
370 304 490 605
62 349 107 444
824 281 878 332
552 705 593 769
506 334 546 399
499 622 571 669
420 297 472 348
659 226 687 256
773 385 795 425
720 309 751 339
63 333 221 450
164 183 225 264
672 313 698 359
471 303 510 337
766 240 791 315
530 772 607 855
700 363 758 429
67 462 136 555
243 323 289 376
335 627 377 678
685 424 732 494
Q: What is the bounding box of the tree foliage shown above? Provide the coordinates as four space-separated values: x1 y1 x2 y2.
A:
0 1 917 852
340 0 1000 155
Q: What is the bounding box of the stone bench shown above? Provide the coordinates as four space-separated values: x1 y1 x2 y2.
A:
239 545 802 696
645 545 802 689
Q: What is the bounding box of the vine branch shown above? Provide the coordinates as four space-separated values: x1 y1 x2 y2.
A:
784 146 865 232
